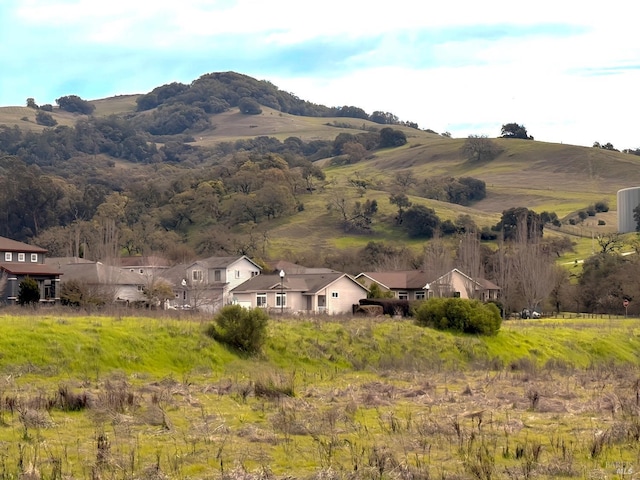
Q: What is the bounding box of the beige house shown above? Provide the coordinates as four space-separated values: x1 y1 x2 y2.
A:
230 272 369 315
356 268 500 301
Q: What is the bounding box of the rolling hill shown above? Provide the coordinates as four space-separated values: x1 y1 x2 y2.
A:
1 72 639 264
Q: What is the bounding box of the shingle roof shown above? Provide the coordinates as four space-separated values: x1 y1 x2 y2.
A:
0 263 61 276
193 255 262 270
230 272 365 294
0 236 47 254
158 264 189 286
264 260 339 275
119 256 171 268
54 262 145 285
358 271 432 289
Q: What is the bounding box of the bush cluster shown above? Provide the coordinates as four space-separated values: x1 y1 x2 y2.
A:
206 305 269 354
359 298 413 317
414 298 501 335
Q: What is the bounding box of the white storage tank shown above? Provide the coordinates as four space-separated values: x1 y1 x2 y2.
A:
617 187 640 233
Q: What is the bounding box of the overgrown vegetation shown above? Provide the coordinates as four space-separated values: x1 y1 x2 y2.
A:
206 304 269 353
415 297 502 335
0 313 637 478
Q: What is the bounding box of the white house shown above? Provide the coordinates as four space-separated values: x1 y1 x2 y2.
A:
171 255 262 312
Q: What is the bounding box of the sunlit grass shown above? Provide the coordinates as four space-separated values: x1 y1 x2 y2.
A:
1 312 640 477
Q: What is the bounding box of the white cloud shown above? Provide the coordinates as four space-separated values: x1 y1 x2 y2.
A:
2 0 640 148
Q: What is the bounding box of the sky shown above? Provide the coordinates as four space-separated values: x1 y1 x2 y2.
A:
1 0 639 149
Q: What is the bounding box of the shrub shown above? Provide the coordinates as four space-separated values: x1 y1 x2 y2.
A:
18 277 40 306
55 95 95 115
359 298 411 316
595 201 609 212
35 110 57 126
414 298 502 335
207 305 269 353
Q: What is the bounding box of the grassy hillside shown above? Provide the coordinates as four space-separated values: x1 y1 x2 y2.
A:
3 88 640 262
1 311 640 478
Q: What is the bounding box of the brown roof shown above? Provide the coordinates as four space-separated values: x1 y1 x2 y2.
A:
0 236 47 254
358 271 431 289
119 256 171 268
0 263 61 276
476 278 501 290
231 272 367 295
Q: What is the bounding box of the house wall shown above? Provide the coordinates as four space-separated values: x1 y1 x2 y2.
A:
232 278 367 315
221 258 261 302
320 276 368 314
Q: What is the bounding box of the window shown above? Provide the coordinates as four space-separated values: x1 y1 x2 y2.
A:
235 270 241 279
31 253 38 262
192 270 203 282
398 291 408 300
18 253 25 262
137 285 144 291
4 252 11 261
256 293 267 307
331 292 339 298
251 271 260 277
415 291 426 300
276 292 287 307
453 291 461 298
214 270 221 282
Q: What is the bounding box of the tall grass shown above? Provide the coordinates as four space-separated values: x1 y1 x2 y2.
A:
0 313 639 478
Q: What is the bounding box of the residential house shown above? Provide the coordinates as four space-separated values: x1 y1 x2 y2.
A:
160 256 262 312
230 272 369 315
119 256 171 277
49 260 147 304
265 260 340 275
0 236 62 304
355 270 432 300
356 268 500 301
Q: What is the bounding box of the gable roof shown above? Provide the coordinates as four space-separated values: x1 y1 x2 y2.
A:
231 272 368 295
0 263 61 276
119 256 171 268
358 268 501 291
159 263 190 286
265 260 340 275
191 255 262 270
0 236 47 254
356 270 432 290
54 262 145 285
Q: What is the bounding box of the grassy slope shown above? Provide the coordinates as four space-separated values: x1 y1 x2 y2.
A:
4 95 640 260
1 313 640 478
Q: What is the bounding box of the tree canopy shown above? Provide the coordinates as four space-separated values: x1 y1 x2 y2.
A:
500 123 533 140
56 95 95 115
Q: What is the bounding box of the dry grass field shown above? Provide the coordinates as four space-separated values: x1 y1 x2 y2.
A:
1 313 640 479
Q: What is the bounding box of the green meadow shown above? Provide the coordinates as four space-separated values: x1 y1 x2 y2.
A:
1 311 640 479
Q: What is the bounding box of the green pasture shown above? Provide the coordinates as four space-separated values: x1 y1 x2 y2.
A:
1 312 640 477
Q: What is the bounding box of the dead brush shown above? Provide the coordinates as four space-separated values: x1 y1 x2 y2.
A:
253 371 296 399
96 378 136 413
55 385 89 411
